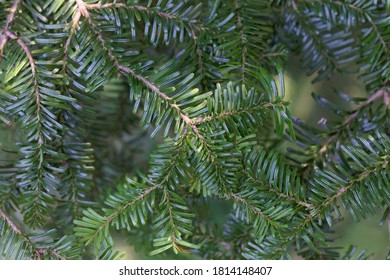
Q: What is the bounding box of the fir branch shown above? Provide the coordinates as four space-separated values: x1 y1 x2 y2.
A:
75 0 199 130
0 208 68 259
234 0 247 83
5 31 41 134
0 208 22 235
228 192 275 225
241 169 314 209
271 151 389 258
193 100 288 125
63 9 82 74
189 25 206 78
317 156 389 209
317 87 388 156
331 0 389 54
84 2 208 31
0 0 20 57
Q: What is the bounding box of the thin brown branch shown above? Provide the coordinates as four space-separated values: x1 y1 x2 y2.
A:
6 31 35 75
6 31 43 142
1 208 67 259
75 0 172 102
0 208 23 235
192 102 284 125
0 0 21 56
85 2 208 31
190 26 206 76
34 248 67 260
63 10 82 74
234 0 247 83
90 184 159 242
317 87 387 156
272 155 389 257
74 0 206 137
241 169 314 209
228 192 274 224
319 156 388 208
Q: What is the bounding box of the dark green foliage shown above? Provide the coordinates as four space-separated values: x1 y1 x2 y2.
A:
0 0 389 260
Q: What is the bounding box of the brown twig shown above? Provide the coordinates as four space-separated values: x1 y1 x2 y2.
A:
234 0 247 84
271 155 389 257
241 168 315 209
317 87 387 156
5 30 43 142
0 0 21 56
228 192 275 224
0 208 23 235
75 0 208 137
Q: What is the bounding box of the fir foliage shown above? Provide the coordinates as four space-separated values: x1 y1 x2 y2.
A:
0 0 389 259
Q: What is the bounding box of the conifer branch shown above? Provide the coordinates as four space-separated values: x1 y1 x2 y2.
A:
84 2 208 31
193 101 288 125
0 208 22 235
189 26 206 77
234 0 247 83
0 208 67 259
87 184 159 242
63 10 82 74
228 192 275 225
318 156 389 209
272 155 389 257
75 0 199 132
241 169 314 209
318 87 388 155
0 0 21 57
330 0 389 54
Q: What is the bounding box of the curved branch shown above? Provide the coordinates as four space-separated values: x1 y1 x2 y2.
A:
317 87 387 156
241 168 314 209
84 2 208 31
74 0 198 120
271 155 389 258
0 208 23 235
0 0 21 57
228 192 276 225
0 208 67 260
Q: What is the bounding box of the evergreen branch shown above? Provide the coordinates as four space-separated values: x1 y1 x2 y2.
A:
228 192 274 224
75 0 198 130
77 184 159 244
84 2 207 31
241 169 314 209
271 146 389 258
63 9 82 74
317 156 389 209
330 0 389 54
0 208 22 235
5 31 41 135
107 184 159 222
193 101 287 125
317 87 388 156
234 0 247 83
33 248 65 260
0 0 20 57
0 208 69 259
189 25 206 77
151 187 196 254
290 1 335 66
